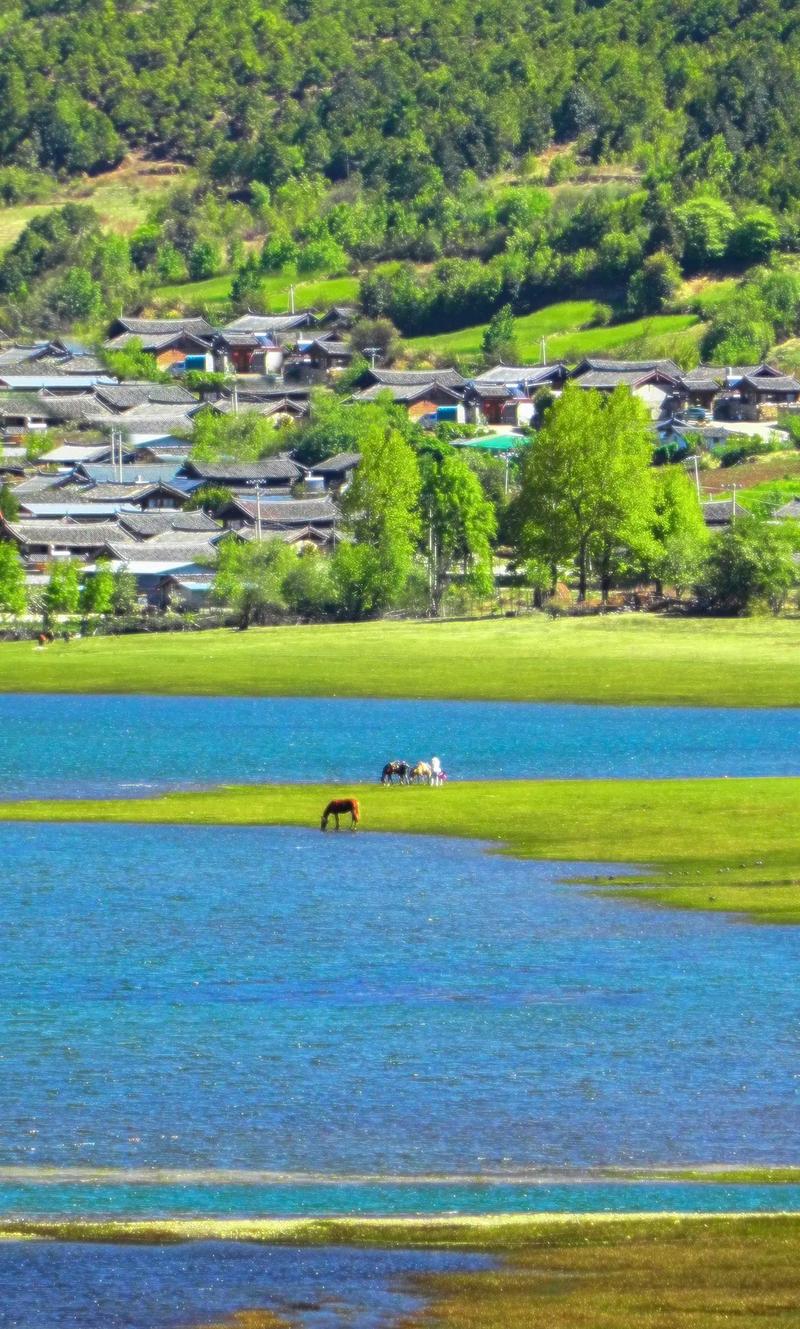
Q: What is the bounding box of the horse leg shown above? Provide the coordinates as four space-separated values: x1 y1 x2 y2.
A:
334 812 340 830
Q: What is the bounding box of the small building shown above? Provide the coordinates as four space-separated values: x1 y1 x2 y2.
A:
308 452 361 493
571 363 681 420
117 510 220 540
774 498 800 521
317 306 358 331
0 518 124 560
305 339 354 375
701 499 750 529
212 332 284 376
353 368 467 421
216 496 338 536
221 313 316 345
182 457 303 490
104 317 215 369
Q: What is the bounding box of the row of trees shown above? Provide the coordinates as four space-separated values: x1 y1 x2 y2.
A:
0 549 138 619
511 386 800 612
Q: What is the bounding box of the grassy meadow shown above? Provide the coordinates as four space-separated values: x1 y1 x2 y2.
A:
1 616 799 707
153 270 360 316
406 304 700 363
1 1213 799 1328
3 775 800 922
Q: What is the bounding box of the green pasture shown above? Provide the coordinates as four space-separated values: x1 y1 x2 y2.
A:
406 303 699 363
2 1212 799 1329
3 775 800 922
153 270 360 315
1 616 799 708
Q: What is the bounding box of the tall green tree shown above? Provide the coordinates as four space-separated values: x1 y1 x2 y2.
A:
212 538 295 628
481 303 519 365
513 386 654 601
79 559 115 615
419 443 496 614
45 560 80 617
0 543 26 614
0 483 20 521
646 466 709 596
332 405 421 618
698 517 799 615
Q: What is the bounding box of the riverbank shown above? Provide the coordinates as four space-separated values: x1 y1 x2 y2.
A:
0 617 798 706
1 1213 797 1328
2 776 799 921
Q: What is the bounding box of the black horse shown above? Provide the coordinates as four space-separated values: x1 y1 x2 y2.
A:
380 760 411 785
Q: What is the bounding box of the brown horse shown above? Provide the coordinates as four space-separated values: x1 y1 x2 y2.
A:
321 798 360 831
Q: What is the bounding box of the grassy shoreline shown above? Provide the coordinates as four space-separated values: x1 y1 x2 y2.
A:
5 1214 797 1326
1 617 800 707
3 776 800 921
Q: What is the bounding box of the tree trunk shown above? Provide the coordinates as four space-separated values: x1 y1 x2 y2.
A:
577 540 588 602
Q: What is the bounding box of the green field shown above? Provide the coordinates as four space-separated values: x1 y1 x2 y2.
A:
406 303 699 363
0 155 186 250
3 775 799 921
2 1212 798 1329
2 617 799 708
153 269 360 315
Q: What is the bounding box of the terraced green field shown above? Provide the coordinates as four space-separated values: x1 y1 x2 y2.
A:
153 270 360 315
406 304 700 363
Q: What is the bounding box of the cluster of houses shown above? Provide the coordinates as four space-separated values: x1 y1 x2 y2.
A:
2 308 800 614
357 358 800 429
0 430 360 611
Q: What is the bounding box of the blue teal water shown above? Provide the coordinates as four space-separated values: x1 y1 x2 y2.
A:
3 823 798 1177
0 1242 491 1329
2 694 800 797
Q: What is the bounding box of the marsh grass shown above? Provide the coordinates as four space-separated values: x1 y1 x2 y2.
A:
1 776 799 921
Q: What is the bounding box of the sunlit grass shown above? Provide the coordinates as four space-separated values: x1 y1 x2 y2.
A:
153 270 360 315
0 617 799 708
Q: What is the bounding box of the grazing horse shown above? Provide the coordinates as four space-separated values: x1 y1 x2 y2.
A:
410 761 432 785
321 798 360 831
380 760 411 785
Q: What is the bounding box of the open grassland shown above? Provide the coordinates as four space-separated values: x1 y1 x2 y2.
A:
406 304 699 363
3 775 800 922
1 617 799 707
1 1213 799 1329
0 154 185 250
153 270 360 315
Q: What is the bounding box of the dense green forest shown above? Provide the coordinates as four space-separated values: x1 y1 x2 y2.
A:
4 0 800 353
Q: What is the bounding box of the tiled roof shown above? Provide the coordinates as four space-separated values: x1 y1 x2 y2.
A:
740 374 800 392
354 382 462 403
310 451 361 474
94 383 197 411
3 520 123 547
118 510 219 539
573 369 676 389
702 499 750 524
226 497 338 525
115 317 215 338
222 314 313 333
365 368 466 388
75 464 187 485
574 358 682 377
185 457 302 482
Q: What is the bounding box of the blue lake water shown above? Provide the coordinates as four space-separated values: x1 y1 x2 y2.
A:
0 1241 492 1329
2 693 800 797
3 823 798 1180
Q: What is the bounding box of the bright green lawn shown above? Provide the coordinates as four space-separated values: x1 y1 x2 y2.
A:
1 617 799 707
3 776 800 921
407 304 698 362
154 270 360 315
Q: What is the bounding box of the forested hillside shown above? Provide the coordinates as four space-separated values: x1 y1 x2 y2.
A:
4 0 800 353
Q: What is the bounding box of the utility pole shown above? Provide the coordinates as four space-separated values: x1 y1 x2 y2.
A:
732 482 737 526
690 453 700 498
255 483 262 542
232 381 239 416
364 346 381 370
540 336 547 366
289 285 295 314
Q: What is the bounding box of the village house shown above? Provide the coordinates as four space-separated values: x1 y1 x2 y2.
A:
212 332 284 376
104 317 215 369
570 359 682 420
181 456 304 491
701 498 751 529
307 452 361 493
216 495 338 545
353 368 467 421
221 313 316 345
